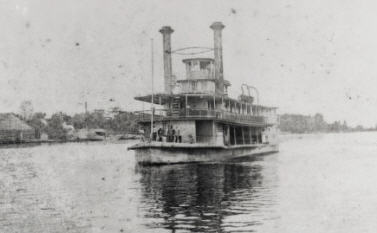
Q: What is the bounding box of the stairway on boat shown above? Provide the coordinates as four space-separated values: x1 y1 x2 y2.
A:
171 97 181 116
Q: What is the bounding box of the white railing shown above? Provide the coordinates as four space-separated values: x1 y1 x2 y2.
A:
134 108 266 125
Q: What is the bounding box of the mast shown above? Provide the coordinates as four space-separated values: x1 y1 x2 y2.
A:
150 38 154 139
85 101 88 130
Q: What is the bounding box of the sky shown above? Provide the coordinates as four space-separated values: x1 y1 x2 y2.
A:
1 0 377 127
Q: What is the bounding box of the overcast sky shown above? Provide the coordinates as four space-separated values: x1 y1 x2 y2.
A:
1 0 377 127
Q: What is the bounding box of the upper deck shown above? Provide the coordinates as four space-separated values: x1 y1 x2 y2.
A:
134 93 278 126
135 108 267 126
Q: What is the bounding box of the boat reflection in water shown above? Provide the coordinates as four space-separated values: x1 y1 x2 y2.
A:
136 156 277 232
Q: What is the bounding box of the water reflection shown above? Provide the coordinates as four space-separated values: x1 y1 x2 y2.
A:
136 158 274 232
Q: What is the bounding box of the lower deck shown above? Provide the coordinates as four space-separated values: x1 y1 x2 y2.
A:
141 119 278 147
130 142 279 164
129 141 261 149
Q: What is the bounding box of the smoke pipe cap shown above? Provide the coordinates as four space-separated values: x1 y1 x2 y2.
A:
159 26 174 34
210 22 225 31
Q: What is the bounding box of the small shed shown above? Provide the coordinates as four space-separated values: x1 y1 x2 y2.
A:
0 113 35 143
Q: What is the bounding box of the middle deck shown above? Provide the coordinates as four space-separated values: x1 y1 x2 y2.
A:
134 93 277 126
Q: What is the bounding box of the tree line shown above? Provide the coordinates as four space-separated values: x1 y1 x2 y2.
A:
20 111 139 140
279 113 376 134
16 101 376 139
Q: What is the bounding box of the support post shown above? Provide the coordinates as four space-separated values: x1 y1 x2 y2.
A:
185 94 188 116
226 124 230 145
233 127 237 145
249 127 252 144
212 121 216 144
242 127 245 145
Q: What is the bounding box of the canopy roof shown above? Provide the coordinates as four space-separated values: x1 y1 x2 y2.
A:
134 93 277 110
177 78 231 87
182 57 214 64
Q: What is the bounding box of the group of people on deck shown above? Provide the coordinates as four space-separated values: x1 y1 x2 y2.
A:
152 125 182 143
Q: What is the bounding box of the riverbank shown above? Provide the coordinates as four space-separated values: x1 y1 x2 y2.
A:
0 136 140 148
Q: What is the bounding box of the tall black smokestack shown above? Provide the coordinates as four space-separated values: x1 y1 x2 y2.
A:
159 26 174 94
210 22 225 94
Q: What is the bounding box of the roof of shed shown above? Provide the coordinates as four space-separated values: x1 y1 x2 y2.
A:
0 113 34 131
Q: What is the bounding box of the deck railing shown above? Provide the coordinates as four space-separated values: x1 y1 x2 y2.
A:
145 134 263 146
134 108 266 125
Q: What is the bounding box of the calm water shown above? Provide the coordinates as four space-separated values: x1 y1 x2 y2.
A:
1 132 377 233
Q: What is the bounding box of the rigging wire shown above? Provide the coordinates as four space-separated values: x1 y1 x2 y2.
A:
170 46 214 56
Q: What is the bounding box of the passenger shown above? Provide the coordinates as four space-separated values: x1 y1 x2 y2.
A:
174 128 178 142
167 125 172 142
171 127 176 143
157 128 163 141
152 126 157 141
176 129 182 143
188 134 194 144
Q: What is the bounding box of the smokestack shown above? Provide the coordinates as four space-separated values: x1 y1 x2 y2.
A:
159 26 174 94
210 22 225 94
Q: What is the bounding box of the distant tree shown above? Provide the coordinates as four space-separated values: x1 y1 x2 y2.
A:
61 113 73 125
19 100 34 120
22 109 141 138
279 113 354 134
313 113 326 132
355 125 364 131
86 111 107 129
279 114 311 133
72 111 108 129
46 113 68 140
110 112 139 133
328 121 341 132
27 112 47 138
72 113 86 129
341 121 349 132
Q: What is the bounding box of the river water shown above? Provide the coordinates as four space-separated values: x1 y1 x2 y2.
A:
1 132 377 233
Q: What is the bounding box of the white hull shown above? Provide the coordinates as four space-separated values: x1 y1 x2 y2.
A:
130 143 278 164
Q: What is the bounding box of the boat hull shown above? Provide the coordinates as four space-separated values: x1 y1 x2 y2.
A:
130 143 278 164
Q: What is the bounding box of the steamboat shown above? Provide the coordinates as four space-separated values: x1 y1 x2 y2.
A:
129 22 279 164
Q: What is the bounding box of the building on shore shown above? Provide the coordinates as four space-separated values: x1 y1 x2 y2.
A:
74 128 106 141
0 113 35 143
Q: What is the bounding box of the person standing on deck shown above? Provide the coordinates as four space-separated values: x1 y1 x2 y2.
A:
167 125 172 142
176 128 181 143
171 127 176 143
152 126 157 141
157 128 163 141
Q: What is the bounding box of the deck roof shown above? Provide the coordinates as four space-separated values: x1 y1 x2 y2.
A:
134 93 277 110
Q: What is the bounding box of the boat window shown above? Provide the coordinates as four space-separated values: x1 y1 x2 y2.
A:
200 61 210 70
192 82 197 90
190 61 200 71
202 81 207 90
208 100 214 110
